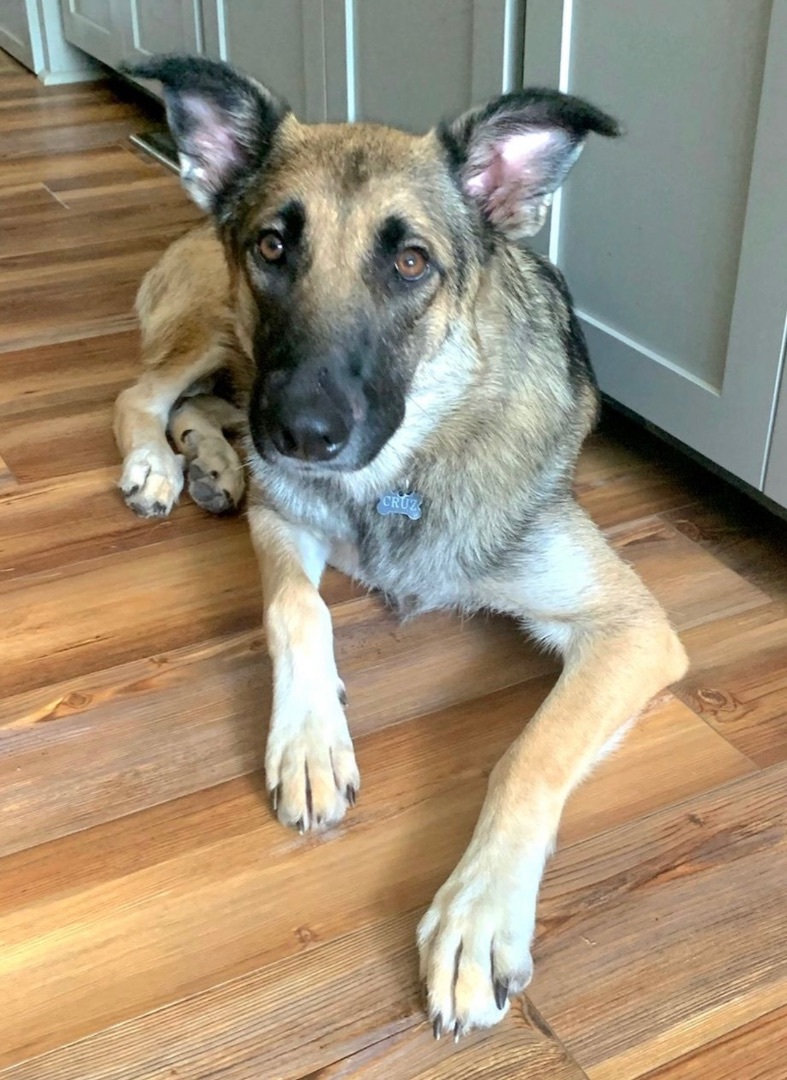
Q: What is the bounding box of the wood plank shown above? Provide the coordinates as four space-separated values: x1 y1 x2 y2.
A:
673 602 787 766
637 1004 787 1079
664 500 787 602
0 615 544 856
0 467 218 579
0 682 754 1060
0 524 277 694
0 183 199 259
575 427 703 529
606 516 769 629
0 329 141 417
529 764 787 1079
0 687 749 903
0 566 753 861
0 912 586 1080
0 233 194 353
0 144 161 192
47 173 181 210
0 118 158 161
313 1006 587 1080
0 451 17 494
558 695 755 845
1 395 128 482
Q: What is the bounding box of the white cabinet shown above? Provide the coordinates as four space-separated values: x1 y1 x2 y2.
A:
0 1 35 69
123 0 202 61
3 0 99 82
339 0 522 130
62 0 522 126
201 0 327 122
200 0 522 128
61 0 118 67
524 0 787 498
61 0 201 68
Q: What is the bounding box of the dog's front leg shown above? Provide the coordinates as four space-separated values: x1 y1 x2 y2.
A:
418 510 688 1039
248 502 359 831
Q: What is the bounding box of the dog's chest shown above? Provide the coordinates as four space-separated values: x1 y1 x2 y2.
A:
254 468 471 611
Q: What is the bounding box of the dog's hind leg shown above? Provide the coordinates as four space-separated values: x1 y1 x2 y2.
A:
115 224 236 517
169 394 246 514
418 503 688 1038
114 344 228 518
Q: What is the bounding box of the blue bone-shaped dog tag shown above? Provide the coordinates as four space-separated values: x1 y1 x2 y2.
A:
376 491 423 520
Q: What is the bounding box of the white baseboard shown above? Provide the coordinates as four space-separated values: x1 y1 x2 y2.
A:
38 63 104 85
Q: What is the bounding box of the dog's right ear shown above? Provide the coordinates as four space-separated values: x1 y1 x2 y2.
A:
123 55 289 216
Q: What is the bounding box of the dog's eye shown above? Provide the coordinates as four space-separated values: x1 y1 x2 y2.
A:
258 231 285 263
395 247 429 281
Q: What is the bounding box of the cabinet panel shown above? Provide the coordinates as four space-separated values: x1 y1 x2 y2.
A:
61 0 119 67
0 0 35 69
203 0 326 122
524 0 787 490
346 0 522 131
127 0 202 58
72 0 114 29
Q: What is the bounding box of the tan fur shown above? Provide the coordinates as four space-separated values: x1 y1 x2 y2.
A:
114 105 687 1041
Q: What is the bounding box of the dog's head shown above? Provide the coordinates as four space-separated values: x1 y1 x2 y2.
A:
129 57 618 472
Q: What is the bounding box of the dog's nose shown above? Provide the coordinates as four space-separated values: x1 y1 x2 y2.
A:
271 408 350 462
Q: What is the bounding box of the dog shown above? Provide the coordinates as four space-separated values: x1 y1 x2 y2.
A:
114 56 688 1040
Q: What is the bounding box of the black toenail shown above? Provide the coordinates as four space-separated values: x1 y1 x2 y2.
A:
494 978 509 1010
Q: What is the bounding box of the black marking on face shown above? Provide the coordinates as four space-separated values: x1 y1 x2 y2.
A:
277 198 306 246
340 146 372 193
377 214 409 256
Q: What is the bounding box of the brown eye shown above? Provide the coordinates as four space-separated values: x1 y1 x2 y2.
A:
259 231 285 263
395 247 428 281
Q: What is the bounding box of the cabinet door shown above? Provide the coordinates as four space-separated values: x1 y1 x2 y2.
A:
524 0 787 491
334 0 523 131
0 0 35 70
122 0 203 61
202 0 329 122
61 0 120 67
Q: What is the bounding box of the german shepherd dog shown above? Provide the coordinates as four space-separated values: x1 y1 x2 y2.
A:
114 56 688 1040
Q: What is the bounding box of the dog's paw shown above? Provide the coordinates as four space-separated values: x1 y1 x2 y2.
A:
265 686 359 832
119 447 184 518
186 437 245 514
417 851 538 1041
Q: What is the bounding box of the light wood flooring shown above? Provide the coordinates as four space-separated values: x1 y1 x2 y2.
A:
1 50 786 1079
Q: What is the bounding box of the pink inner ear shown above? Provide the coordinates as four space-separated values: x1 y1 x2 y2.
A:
180 93 242 176
465 128 560 204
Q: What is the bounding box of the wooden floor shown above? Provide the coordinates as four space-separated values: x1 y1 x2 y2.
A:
1 51 787 1079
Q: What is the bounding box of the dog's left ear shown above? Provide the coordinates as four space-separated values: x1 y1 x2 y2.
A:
440 89 620 239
